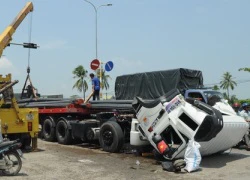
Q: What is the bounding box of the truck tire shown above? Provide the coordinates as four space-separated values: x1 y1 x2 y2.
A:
43 118 56 142
56 120 72 145
99 121 124 153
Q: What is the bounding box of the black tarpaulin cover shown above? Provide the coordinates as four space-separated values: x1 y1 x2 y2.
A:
115 68 203 100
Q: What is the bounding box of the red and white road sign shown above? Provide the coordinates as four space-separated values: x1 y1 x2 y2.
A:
90 59 100 70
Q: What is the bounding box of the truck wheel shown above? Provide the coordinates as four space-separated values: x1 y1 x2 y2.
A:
56 120 72 145
85 127 95 142
43 119 56 142
99 121 124 153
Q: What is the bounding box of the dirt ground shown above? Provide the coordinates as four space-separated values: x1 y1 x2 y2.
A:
1 139 250 180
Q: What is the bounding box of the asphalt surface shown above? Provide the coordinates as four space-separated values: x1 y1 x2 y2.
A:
1 139 250 180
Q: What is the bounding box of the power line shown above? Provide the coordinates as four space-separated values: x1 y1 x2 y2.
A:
204 79 250 86
236 79 250 84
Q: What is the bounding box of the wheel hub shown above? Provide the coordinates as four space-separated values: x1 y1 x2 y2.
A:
103 130 113 146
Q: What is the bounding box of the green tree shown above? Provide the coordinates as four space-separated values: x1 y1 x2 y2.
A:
239 67 250 72
228 95 238 105
96 69 111 90
222 92 228 100
220 72 237 99
212 85 220 91
72 65 88 99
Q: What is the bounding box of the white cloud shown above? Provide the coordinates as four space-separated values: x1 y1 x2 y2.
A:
0 56 15 74
0 56 13 68
0 57 22 78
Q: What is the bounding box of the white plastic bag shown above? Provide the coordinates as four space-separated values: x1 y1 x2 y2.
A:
184 139 202 172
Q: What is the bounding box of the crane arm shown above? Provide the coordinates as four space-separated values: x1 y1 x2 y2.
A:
0 2 33 57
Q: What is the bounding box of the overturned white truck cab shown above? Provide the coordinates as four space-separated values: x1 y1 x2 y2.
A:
130 89 248 160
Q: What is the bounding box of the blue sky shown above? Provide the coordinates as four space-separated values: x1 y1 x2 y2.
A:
0 0 249 99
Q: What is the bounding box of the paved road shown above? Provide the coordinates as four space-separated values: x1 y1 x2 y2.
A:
1 139 250 180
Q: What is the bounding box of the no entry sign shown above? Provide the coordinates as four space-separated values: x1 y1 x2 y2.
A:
90 59 100 70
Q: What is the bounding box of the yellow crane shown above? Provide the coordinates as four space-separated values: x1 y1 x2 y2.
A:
0 2 33 57
0 2 39 151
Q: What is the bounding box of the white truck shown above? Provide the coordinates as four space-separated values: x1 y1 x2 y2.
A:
130 88 248 160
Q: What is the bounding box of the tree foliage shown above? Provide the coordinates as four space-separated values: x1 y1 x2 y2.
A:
228 95 238 105
212 85 220 91
239 68 250 72
220 72 237 99
239 99 250 105
72 65 88 99
96 69 111 90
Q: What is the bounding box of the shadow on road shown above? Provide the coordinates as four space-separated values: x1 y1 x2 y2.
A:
0 172 28 177
201 148 250 168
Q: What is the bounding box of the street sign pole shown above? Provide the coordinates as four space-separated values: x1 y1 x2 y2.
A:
91 60 114 99
100 60 102 88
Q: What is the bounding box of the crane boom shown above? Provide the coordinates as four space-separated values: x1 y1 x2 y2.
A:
0 2 33 57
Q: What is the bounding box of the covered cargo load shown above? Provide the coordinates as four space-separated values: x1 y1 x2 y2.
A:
115 68 203 100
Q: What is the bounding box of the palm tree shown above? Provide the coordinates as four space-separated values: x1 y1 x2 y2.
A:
72 65 88 99
220 72 237 98
222 92 228 100
96 69 111 90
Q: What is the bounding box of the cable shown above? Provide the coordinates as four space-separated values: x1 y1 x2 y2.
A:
204 79 250 87
27 11 33 71
236 79 250 84
20 11 35 99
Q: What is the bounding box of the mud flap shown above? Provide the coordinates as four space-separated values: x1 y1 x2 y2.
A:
32 137 38 151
